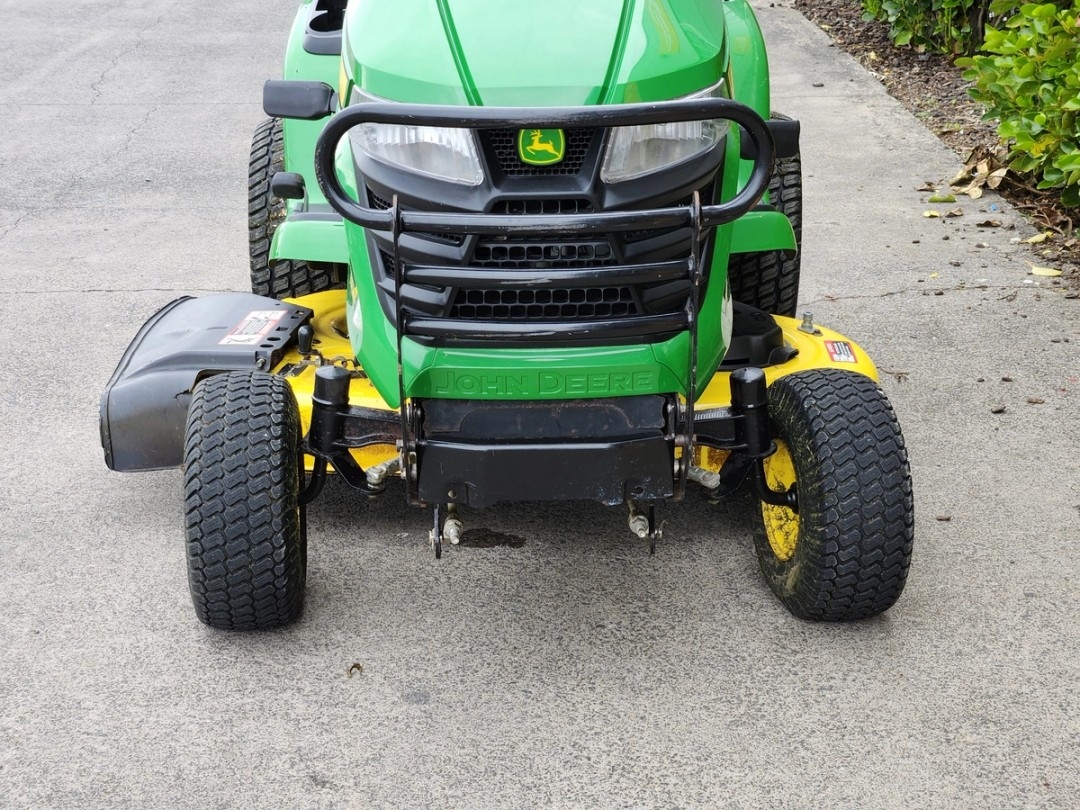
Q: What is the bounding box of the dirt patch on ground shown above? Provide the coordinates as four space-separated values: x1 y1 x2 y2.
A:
793 0 1079 293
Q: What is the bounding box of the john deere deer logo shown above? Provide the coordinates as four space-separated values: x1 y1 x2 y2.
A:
517 128 566 166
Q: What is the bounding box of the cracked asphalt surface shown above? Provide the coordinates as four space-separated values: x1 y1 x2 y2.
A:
2 1 1078 807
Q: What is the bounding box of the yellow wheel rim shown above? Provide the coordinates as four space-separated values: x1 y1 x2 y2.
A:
761 440 799 562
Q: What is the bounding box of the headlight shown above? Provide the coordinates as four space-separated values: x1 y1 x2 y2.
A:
600 79 729 184
347 88 484 186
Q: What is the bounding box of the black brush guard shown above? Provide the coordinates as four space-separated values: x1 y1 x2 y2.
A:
315 99 774 346
305 99 794 512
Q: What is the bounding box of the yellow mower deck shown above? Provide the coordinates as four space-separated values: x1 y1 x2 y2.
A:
277 290 879 474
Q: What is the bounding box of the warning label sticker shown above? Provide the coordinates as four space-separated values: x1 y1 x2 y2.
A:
825 340 857 363
219 310 287 346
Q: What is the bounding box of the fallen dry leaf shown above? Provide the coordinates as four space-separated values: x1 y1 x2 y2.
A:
1026 397 1045 405
945 208 964 218
977 220 1002 228
1023 232 1052 244
1029 264 1063 277
990 404 1007 414
950 166 972 185
923 210 941 218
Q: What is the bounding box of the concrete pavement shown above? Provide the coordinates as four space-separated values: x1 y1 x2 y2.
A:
1 1 1077 807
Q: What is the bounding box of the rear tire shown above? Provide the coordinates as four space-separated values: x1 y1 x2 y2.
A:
183 371 306 630
728 113 802 317
754 370 914 621
249 117 335 299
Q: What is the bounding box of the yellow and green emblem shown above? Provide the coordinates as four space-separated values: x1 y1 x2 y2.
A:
517 128 566 166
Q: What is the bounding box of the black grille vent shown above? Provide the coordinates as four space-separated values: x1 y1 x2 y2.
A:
473 240 615 268
451 287 636 321
380 250 398 278
485 128 594 176
475 199 613 269
491 199 594 215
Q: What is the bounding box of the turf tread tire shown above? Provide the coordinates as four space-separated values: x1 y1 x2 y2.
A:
249 118 333 299
755 370 914 621
184 371 306 630
728 113 802 317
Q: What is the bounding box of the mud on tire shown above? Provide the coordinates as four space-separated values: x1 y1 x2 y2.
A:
183 371 306 630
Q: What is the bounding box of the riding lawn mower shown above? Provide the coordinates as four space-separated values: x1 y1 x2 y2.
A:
101 0 914 629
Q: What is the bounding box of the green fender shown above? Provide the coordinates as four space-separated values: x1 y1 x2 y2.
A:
729 209 797 255
269 214 349 264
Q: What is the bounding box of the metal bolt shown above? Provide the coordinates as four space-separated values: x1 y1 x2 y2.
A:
798 312 816 334
443 517 463 545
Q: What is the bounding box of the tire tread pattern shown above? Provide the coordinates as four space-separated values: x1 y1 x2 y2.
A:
183 371 305 630
249 118 332 299
756 370 914 621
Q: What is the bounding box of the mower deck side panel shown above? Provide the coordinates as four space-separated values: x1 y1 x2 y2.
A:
100 295 311 472
697 316 880 409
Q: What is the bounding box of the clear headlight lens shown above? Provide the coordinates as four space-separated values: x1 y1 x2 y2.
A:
347 88 483 186
600 79 729 183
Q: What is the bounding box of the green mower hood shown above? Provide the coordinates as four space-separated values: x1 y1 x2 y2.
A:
342 0 729 106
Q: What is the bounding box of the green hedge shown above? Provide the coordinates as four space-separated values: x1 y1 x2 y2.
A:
859 0 1080 206
860 0 993 55
957 2 1080 206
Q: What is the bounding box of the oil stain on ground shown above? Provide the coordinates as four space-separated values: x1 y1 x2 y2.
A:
457 528 527 549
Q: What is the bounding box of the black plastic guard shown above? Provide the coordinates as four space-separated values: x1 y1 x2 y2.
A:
416 395 675 508
417 438 675 509
100 294 312 471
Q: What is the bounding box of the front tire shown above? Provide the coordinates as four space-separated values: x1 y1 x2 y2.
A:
754 370 914 621
183 371 306 630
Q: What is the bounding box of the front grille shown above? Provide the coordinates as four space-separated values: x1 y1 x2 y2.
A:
473 240 615 268
491 199 593 216
450 286 636 321
485 128 594 177
381 250 398 278
474 199 614 269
